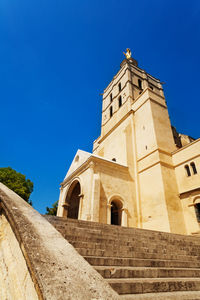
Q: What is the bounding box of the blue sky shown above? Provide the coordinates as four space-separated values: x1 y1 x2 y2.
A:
0 0 200 213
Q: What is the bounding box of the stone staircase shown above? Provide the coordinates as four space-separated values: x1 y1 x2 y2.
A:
45 216 200 299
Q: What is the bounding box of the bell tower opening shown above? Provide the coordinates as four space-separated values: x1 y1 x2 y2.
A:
111 200 123 225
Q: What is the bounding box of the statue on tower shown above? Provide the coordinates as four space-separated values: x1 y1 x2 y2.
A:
123 48 132 59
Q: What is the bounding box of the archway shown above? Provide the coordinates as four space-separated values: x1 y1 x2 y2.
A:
194 198 200 223
111 200 123 225
66 181 81 219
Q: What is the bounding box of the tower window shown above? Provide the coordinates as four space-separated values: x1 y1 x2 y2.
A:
185 165 191 177
118 83 121 92
138 79 142 89
110 93 113 103
110 106 113 118
118 96 122 108
190 162 197 174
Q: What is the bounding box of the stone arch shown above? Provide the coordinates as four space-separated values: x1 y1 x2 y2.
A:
64 179 82 219
193 197 200 223
107 195 127 226
110 199 123 225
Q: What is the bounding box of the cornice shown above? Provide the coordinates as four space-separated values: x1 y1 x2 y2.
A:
172 138 200 155
103 60 162 96
179 187 200 198
103 64 127 95
138 160 174 174
137 148 172 163
61 155 128 188
173 153 200 168
99 109 134 144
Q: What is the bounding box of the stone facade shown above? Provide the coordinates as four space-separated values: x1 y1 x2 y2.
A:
57 56 200 235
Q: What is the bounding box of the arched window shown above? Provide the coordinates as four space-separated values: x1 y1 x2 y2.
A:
195 203 200 222
190 162 197 174
185 165 191 177
118 82 121 92
118 96 122 108
138 79 142 89
110 93 113 103
110 106 113 118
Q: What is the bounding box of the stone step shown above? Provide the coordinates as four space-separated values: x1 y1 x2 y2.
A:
84 256 200 269
107 277 200 294
120 291 200 299
75 247 199 261
53 225 200 250
45 216 200 243
61 232 198 247
46 217 199 242
44 216 200 298
63 235 199 254
54 223 199 240
69 240 198 258
95 266 200 279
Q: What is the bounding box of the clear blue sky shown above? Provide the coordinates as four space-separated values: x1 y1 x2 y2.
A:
0 0 200 213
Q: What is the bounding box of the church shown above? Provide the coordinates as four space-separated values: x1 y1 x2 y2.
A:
57 50 200 235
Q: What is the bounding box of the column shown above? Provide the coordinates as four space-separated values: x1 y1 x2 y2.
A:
121 208 128 227
107 203 112 225
78 193 84 219
62 202 69 218
91 173 100 222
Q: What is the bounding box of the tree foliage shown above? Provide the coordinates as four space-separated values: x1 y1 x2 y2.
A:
0 167 33 205
46 200 58 216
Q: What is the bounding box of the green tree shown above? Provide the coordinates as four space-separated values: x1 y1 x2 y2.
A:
46 200 58 216
0 167 33 205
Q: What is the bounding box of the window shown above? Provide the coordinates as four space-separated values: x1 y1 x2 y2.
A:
185 165 191 177
118 96 122 108
190 162 197 174
149 85 154 90
110 93 113 103
112 158 116 162
138 79 142 89
195 203 200 222
110 106 113 118
118 83 121 92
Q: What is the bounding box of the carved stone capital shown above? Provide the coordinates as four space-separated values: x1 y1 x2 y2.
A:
62 202 70 209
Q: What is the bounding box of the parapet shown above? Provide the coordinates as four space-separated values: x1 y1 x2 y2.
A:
0 183 119 300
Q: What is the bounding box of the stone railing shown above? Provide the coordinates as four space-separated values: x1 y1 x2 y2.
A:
0 183 118 300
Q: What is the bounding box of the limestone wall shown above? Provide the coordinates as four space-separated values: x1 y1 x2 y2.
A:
0 183 119 300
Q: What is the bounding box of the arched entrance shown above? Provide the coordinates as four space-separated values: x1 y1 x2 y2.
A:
111 200 123 225
194 198 200 223
65 181 81 219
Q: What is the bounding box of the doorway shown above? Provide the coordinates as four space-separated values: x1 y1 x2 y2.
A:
66 181 81 219
111 200 122 225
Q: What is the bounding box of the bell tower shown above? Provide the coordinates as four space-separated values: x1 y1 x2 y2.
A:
93 49 186 234
93 50 165 164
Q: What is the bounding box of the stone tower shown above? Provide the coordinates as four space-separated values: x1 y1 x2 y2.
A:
57 52 200 235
